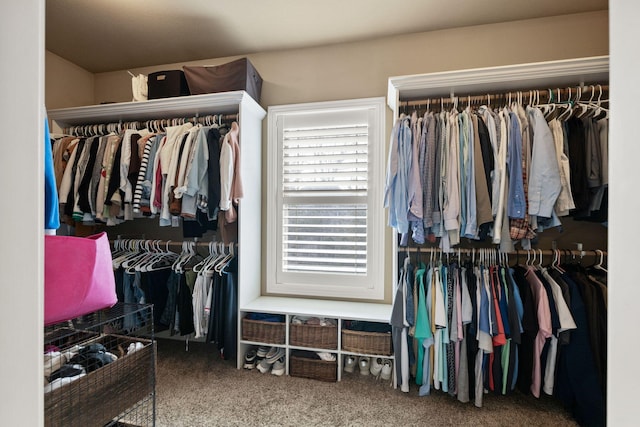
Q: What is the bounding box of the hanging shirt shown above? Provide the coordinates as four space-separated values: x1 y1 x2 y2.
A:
423 113 437 230
493 111 509 246
527 107 561 218
180 127 211 218
219 122 243 224
384 116 412 234
548 119 575 216
415 265 434 394
507 111 526 219
444 110 461 246
524 266 552 398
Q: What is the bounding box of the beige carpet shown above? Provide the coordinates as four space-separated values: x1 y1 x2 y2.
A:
155 339 578 427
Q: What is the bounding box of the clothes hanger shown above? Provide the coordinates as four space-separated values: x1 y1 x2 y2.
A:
574 86 593 118
592 84 609 119
122 240 153 273
594 249 608 273
192 241 217 273
145 240 178 271
215 243 236 275
131 240 167 272
203 242 228 274
556 88 574 121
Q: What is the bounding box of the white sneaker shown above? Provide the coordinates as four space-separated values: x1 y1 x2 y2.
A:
380 359 393 381
370 357 383 377
344 356 357 373
271 357 285 376
359 357 370 375
257 358 272 374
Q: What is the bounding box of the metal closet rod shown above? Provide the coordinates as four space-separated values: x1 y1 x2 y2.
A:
400 247 606 257
63 113 239 135
401 84 609 108
111 237 237 248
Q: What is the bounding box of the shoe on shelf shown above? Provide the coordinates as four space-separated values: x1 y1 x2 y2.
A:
257 358 272 374
256 346 269 358
370 357 383 377
380 359 393 381
243 348 257 369
359 357 370 375
266 347 286 364
344 356 357 373
316 352 336 362
271 357 286 376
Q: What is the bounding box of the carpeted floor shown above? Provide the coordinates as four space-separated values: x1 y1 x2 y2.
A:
154 339 578 427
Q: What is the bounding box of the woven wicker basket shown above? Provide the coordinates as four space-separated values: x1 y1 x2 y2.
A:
290 356 337 382
341 329 393 356
44 334 155 427
290 323 337 349
241 317 286 344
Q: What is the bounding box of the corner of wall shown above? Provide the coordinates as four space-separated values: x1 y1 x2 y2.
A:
45 50 95 109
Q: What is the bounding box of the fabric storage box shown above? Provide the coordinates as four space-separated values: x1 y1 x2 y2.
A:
148 70 190 99
44 334 155 427
290 355 337 382
183 58 263 102
241 317 285 344
44 232 118 326
342 329 393 356
290 323 337 350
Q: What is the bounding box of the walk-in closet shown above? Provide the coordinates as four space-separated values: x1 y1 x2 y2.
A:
3 1 638 426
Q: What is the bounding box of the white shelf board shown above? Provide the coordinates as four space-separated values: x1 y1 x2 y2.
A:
387 55 609 111
241 296 392 323
48 91 264 127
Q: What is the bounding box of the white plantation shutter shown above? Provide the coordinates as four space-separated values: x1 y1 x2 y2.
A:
267 98 385 300
281 120 369 275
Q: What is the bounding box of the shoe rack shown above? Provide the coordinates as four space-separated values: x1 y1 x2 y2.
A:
238 297 394 384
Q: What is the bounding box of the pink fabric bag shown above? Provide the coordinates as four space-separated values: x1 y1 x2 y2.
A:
44 232 117 325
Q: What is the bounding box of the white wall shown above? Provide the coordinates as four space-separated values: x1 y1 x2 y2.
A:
45 51 94 110
608 1 639 424
0 1 44 426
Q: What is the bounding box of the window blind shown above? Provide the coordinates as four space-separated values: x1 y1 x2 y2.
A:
281 122 369 275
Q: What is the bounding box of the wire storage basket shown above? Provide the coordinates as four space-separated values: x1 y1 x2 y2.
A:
43 303 156 427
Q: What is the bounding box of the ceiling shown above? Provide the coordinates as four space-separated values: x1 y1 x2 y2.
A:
46 0 608 73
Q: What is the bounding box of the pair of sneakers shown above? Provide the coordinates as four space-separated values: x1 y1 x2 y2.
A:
343 356 373 375
256 346 286 376
243 345 272 369
368 358 393 380
343 355 393 380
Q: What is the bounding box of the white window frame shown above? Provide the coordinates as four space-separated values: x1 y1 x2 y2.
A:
266 97 386 300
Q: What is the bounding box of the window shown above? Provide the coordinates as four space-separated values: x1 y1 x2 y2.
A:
267 98 386 300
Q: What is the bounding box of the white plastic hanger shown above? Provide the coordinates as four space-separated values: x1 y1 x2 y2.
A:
594 249 608 273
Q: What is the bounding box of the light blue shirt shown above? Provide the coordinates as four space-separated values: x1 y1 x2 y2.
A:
527 107 562 218
384 117 412 234
507 112 526 219
463 112 478 239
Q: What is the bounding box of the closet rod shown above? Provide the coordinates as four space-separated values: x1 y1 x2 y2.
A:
401 84 609 108
63 113 239 136
400 247 606 257
111 238 238 248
